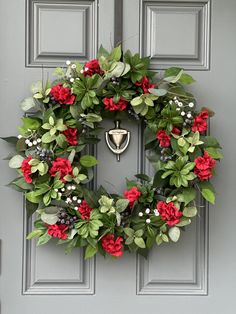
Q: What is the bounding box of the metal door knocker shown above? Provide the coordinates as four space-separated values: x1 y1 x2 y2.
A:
105 120 130 161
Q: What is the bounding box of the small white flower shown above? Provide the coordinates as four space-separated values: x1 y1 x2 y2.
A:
145 208 150 214
138 212 143 217
84 67 89 71
77 199 82 204
66 197 72 203
189 102 194 108
80 69 84 74
25 139 30 144
176 107 181 111
71 64 76 69
37 138 41 143
187 113 192 119
169 100 173 105
18 135 22 139
70 78 74 83
67 186 72 190
146 218 151 224
181 111 186 116
154 209 160 216
54 189 58 192
33 140 37 145
28 142 33 147
72 196 77 201
58 192 62 197
71 185 76 190
66 60 71 65
178 102 183 107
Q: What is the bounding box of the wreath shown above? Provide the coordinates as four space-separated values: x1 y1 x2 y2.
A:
3 46 223 259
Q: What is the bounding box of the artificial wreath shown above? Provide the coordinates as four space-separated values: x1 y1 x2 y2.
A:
3 46 223 259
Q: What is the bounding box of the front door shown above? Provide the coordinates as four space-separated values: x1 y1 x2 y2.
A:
0 0 235 313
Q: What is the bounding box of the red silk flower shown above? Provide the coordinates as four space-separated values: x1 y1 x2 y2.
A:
101 234 124 257
103 97 128 111
50 84 75 105
83 59 104 77
49 157 73 182
135 76 154 94
192 110 209 134
124 186 141 208
194 151 216 181
63 128 78 146
157 201 183 226
78 200 93 220
47 224 68 240
21 155 33 183
156 130 171 148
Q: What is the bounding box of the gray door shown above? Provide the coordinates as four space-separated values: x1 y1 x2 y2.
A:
0 0 235 313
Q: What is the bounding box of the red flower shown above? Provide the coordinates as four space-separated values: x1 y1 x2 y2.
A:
157 201 183 226
47 224 68 240
83 59 104 77
49 157 73 182
50 84 75 105
78 200 93 220
192 110 209 133
21 155 33 183
101 234 124 257
63 128 78 146
172 127 181 135
156 130 171 148
135 76 154 94
103 97 128 111
124 186 141 208
194 151 216 181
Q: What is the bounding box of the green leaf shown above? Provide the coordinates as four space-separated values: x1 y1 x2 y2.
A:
134 237 146 248
179 73 195 85
135 173 151 182
182 187 197 205
1 136 18 145
168 227 180 242
85 245 98 259
9 155 24 168
116 199 129 212
124 228 134 237
80 155 98 167
42 132 56 143
26 229 44 240
199 181 215 204
183 206 197 217
205 147 223 159
176 218 191 227
109 45 122 61
31 81 43 94
20 97 37 112
37 232 52 246
148 88 167 96
26 191 42 203
164 69 184 83
26 199 38 217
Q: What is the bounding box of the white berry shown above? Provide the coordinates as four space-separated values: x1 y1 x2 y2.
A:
84 67 89 71
37 138 41 143
146 218 151 224
74 206 78 210
154 209 160 216
176 108 181 111
28 142 32 147
187 113 192 118
169 100 173 105
145 208 150 214
61 188 65 192
18 135 22 139
181 111 186 116
70 78 74 83
66 60 71 65
67 186 72 190
54 189 58 192
25 139 30 144
189 102 194 108
178 102 183 107
71 64 76 69
174 96 177 100
33 140 37 145
80 70 84 74
138 212 143 217
77 199 82 204
58 192 62 197
71 185 76 190
72 196 77 201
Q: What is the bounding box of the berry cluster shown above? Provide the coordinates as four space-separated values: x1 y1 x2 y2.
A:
58 210 78 229
36 146 53 161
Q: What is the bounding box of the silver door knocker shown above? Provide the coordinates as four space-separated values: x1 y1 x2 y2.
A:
105 120 130 161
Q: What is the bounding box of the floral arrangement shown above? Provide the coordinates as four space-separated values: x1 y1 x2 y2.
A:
2 46 223 259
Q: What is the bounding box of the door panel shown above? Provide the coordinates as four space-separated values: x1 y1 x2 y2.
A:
0 0 236 313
